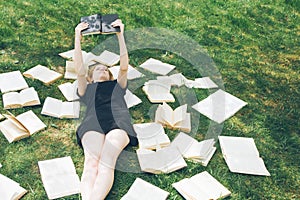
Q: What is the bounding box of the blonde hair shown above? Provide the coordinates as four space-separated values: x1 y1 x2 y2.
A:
86 63 114 83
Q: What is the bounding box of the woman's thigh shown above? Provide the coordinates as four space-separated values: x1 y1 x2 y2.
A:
82 131 105 160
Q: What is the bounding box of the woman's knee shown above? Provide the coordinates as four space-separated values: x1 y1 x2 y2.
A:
105 129 130 148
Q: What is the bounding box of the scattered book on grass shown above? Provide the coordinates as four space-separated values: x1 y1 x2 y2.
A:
139 58 176 75
90 50 120 67
41 97 80 119
121 178 169 200
58 81 79 102
59 49 88 60
133 122 170 150
124 89 142 108
218 136 270 176
185 77 218 89
157 73 188 87
64 60 77 80
136 145 187 174
0 173 27 200
38 156 80 200
172 171 231 200
109 64 144 80
192 89 247 124
2 87 40 109
155 102 191 133
23 64 62 85
171 132 216 166
80 13 120 35
0 70 29 93
0 110 46 143
142 80 175 103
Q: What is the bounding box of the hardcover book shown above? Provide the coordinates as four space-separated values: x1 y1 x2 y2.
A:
80 13 120 35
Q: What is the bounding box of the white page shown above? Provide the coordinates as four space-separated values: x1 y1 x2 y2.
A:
225 155 270 176
92 50 120 66
133 123 170 150
2 92 21 108
173 178 210 200
0 174 27 200
124 89 142 108
58 81 79 101
139 58 176 75
121 178 169 200
173 104 188 125
41 97 62 118
159 103 174 125
20 87 40 106
64 60 77 79
218 136 260 157
58 49 88 60
16 110 46 135
38 156 80 199
192 77 218 89
0 120 28 143
0 70 29 93
192 89 247 123
169 73 188 87
109 65 144 80
137 146 187 174
60 101 80 118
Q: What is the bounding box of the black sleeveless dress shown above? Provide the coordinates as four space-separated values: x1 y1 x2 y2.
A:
76 80 138 147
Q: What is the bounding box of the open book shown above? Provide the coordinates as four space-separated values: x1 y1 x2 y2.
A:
142 80 175 103
41 97 80 119
58 81 79 102
0 110 46 143
171 132 216 166
109 64 144 80
121 178 169 200
0 173 27 200
59 49 88 60
124 89 142 108
133 122 170 150
80 13 120 35
3 87 40 109
23 65 62 85
172 171 231 200
219 136 270 176
157 73 188 87
38 156 81 199
139 58 176 75
136 145 187 174
155 102 191 132
192 89 247 124
0 70 29 93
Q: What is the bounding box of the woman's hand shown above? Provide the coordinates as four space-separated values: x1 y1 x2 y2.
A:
111 19 124 36
75 22 89 39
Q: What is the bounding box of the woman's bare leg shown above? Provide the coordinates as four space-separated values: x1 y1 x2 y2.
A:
81 131 105 200
90 129 129 200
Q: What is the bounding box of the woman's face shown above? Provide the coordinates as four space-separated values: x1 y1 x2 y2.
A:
92 65 110 82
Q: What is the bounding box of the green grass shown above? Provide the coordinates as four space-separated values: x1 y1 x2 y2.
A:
0 0 299 199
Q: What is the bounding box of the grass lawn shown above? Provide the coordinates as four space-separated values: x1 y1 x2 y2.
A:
0 0 299 199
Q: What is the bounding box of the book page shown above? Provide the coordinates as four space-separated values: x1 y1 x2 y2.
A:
139 58 176 75
60 101 80 118
137 146 187 174
218 136 260 157
133 123 170 150
173 113 191 133
121 178 169 200
0 120 28 143
192 89 247 123
225 155 270 176
124 89 142 108
23 65 62 84
158 103 174 126
16 110 46 135
173 104 188 125
0 174 27 200
193 77 218 89
38 156 80 199
92 50 120 66
0 70 29 93
169 73 188 87
41 97 62 118
64 60 77 79
58 81 79 102
20 87 40 106
109 65 144 80
2 92 22 109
